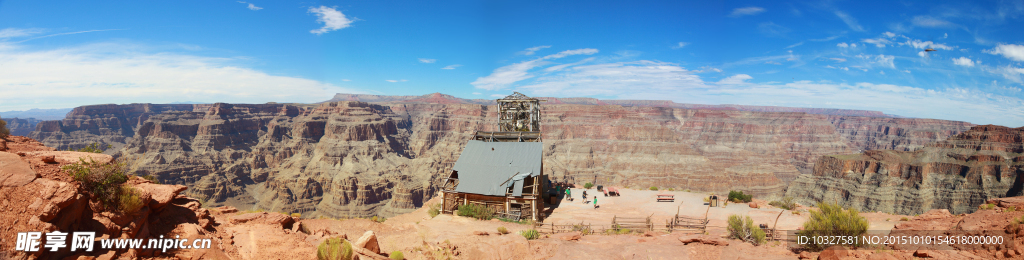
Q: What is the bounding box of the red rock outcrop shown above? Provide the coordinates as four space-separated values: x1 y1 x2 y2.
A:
788 125 1024 215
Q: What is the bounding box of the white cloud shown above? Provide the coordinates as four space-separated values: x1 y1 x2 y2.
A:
765 61 782 65
517 60 707 96
786 42 804 49
385 79 407 83
830 58 847 62
952 57 975 67
902 70 911 73
441 64 462 70
341 79 351 81
519 45 551 55
472 92 481 95
984 44 1024 62
472 48 599 90
717 74 753 85
694 66 722 73
858 54 896 68
837 42 850 48
418 58 436 63
883 32 896 38
237 2 262 11
0 28 44 38
672 42 690 49
918 51 928 57
944 33 948 38
545 57 596 72
729 7 766 17
835 11 865 32
861 38 891 47
991 66 1024 83
900 39 954 50
308 6 353 35
758 22 790 37
911 16 955 28
0 42 360 111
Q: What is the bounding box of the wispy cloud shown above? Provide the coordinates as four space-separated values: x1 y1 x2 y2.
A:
836 42 857 48
441 64 462 70
519 45 551 55
418 58 436 63
830 58 847 62
671 42 689 49
237 1 263 11
984 43 1024 62
717 74 753 85
0 28 45 39
472 48 599 90
758 22 790 37
785 42 804 49
308 6 353 35
899 39 954 50
834 11 865 32
857 54 896 68
16 29 124 43
952 57 975 67
911 16 955 28
0 42 360 111
729 7 766 17
810 35 843 42
385 79 408 83
861 38 891 48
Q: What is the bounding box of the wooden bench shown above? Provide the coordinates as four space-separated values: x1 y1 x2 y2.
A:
657 194 675 202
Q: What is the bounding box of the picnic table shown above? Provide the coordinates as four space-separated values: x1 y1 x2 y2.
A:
604 187 620 196
657 194 675 202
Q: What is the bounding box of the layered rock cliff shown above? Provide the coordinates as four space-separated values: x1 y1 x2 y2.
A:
1 117 44 137
27 93 976 218
787 125 1024 215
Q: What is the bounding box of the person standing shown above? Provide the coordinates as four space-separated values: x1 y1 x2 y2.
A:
565 187 572 201
593 197 598 209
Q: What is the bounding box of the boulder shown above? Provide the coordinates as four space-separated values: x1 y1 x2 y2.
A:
0 139 6 151
914 209 952 221
0 151 37 187
354 231 381 254
230 212 296 229
554 232 581 241
798 251 812 259
40 155 56 163
135 183 187 210
749 202 758 208
818 245 849 260
215 206 238 213
678 235 729 246
23 151 113 164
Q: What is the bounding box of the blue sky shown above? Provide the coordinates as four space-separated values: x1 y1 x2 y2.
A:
0 1 1022 126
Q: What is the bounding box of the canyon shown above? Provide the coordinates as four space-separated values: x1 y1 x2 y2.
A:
25 93 976 218
787 124 1024 215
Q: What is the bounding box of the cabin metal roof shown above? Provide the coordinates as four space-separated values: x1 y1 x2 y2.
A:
451 140 543 197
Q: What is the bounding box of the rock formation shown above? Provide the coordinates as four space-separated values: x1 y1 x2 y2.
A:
787 125 1024 215
1 118 45 137
26 93 975 218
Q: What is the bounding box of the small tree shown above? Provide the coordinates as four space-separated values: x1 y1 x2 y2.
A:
727 215 765 245
0 119 9 140
584 182 593 189
797 202 868 251
728 190 753 203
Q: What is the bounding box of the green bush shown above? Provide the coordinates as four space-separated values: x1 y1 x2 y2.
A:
0 119 9 140
769 196 797 210
728 190 753 203
584 183 593 189
727 215 765 245
428 203 440 218
457 204 494 220
140 174 160 184
980 203 996 210
520 229 539 240
797 202 869 251
76 143 112 153
63 158 131 211
497 226 509 234
117 185 144 214
649 186 658 191
389 251 404 260
317 237 353 260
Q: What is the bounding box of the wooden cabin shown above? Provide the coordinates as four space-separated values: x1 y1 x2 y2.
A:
440 140 546 221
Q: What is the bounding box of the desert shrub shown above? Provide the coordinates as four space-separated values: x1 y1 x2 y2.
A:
389 251 404 260
317 237 353 260
980 203 996 210
520 229 539 240
649 186 658 191
76 143 112 153
668 188 675 191
0 119 9 139
457 204 494 220
118 185 144 214
497 226 509 234
727 215 765 245
584 182 593 189
728 190 753 203
571 224 592 235
292 213 302 218
1008 206 1018 212
797 202 869 251
428 203 441 218
900 217 909 221
769 196 797 210
139 174 160 184
63 158 131 211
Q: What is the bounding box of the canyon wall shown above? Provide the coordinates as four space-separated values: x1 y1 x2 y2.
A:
27 93 976 217
1 117 44 136
787 125 1024 215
